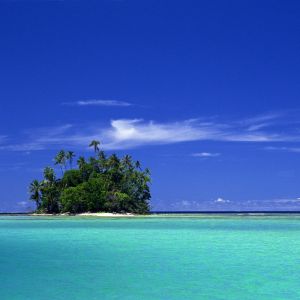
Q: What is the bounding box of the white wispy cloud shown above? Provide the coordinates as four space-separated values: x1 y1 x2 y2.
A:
63 99 132 107
102 119 222 149
192 152 220 158
214 197 230 203
243 112 281 123
171 196 300 211
0 124 74 151
269 197 300 203
239 197 300 210
101 118 296 149
247 123 273 132
236 112 285 132
170 200 204 211
264 146 300 153
1 113 299 152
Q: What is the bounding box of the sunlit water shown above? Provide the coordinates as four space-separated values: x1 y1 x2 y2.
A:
1 215 300 300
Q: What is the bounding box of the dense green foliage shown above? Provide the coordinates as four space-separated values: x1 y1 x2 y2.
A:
29 141 151 214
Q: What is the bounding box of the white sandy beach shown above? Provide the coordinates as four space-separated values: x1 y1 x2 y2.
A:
77 212 135 217
30 212 136 217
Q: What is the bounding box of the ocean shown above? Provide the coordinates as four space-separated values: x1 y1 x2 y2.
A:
1 215 300 299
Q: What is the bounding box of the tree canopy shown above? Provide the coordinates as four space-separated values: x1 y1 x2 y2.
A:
29 141 151 214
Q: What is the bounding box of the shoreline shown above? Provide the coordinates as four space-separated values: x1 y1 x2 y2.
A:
2 211 300 218
1 211 300 219
29 212 137 217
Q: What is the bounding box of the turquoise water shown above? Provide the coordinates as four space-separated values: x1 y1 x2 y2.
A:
1 216 300 300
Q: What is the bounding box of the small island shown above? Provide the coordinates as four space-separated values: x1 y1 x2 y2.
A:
29 140 151 215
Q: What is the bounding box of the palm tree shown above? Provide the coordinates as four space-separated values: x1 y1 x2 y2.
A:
66 151 75 169
89 156 98 170
98 150 107 171
124 155 132 165
29 179 42 209
135 160 141 170
122 155 133 170
42 167 60 213
89 140 100 154
43 166 56 183
98 150 106 160
54 150 66 175
108 154 120 169
77 156 86 169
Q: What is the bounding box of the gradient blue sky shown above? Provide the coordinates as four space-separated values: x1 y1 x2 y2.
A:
1 0 300 212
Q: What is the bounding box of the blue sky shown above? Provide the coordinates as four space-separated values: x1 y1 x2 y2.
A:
1 0 300 212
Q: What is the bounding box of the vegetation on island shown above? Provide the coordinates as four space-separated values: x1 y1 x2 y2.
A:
29 141 151 214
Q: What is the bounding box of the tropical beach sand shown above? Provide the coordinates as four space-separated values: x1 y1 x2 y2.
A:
30 212 136 217
78 212 135 217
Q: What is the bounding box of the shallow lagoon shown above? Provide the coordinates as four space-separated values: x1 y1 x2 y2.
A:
1 215 300 300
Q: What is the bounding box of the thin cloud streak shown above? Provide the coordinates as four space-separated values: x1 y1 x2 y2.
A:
63 99 132 107
192 152 220 158
167 196 300 211
214 197 230 203
238 112 283 132
265 146 300 153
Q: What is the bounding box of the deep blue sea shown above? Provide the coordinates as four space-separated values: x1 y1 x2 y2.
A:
1 215 300 300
